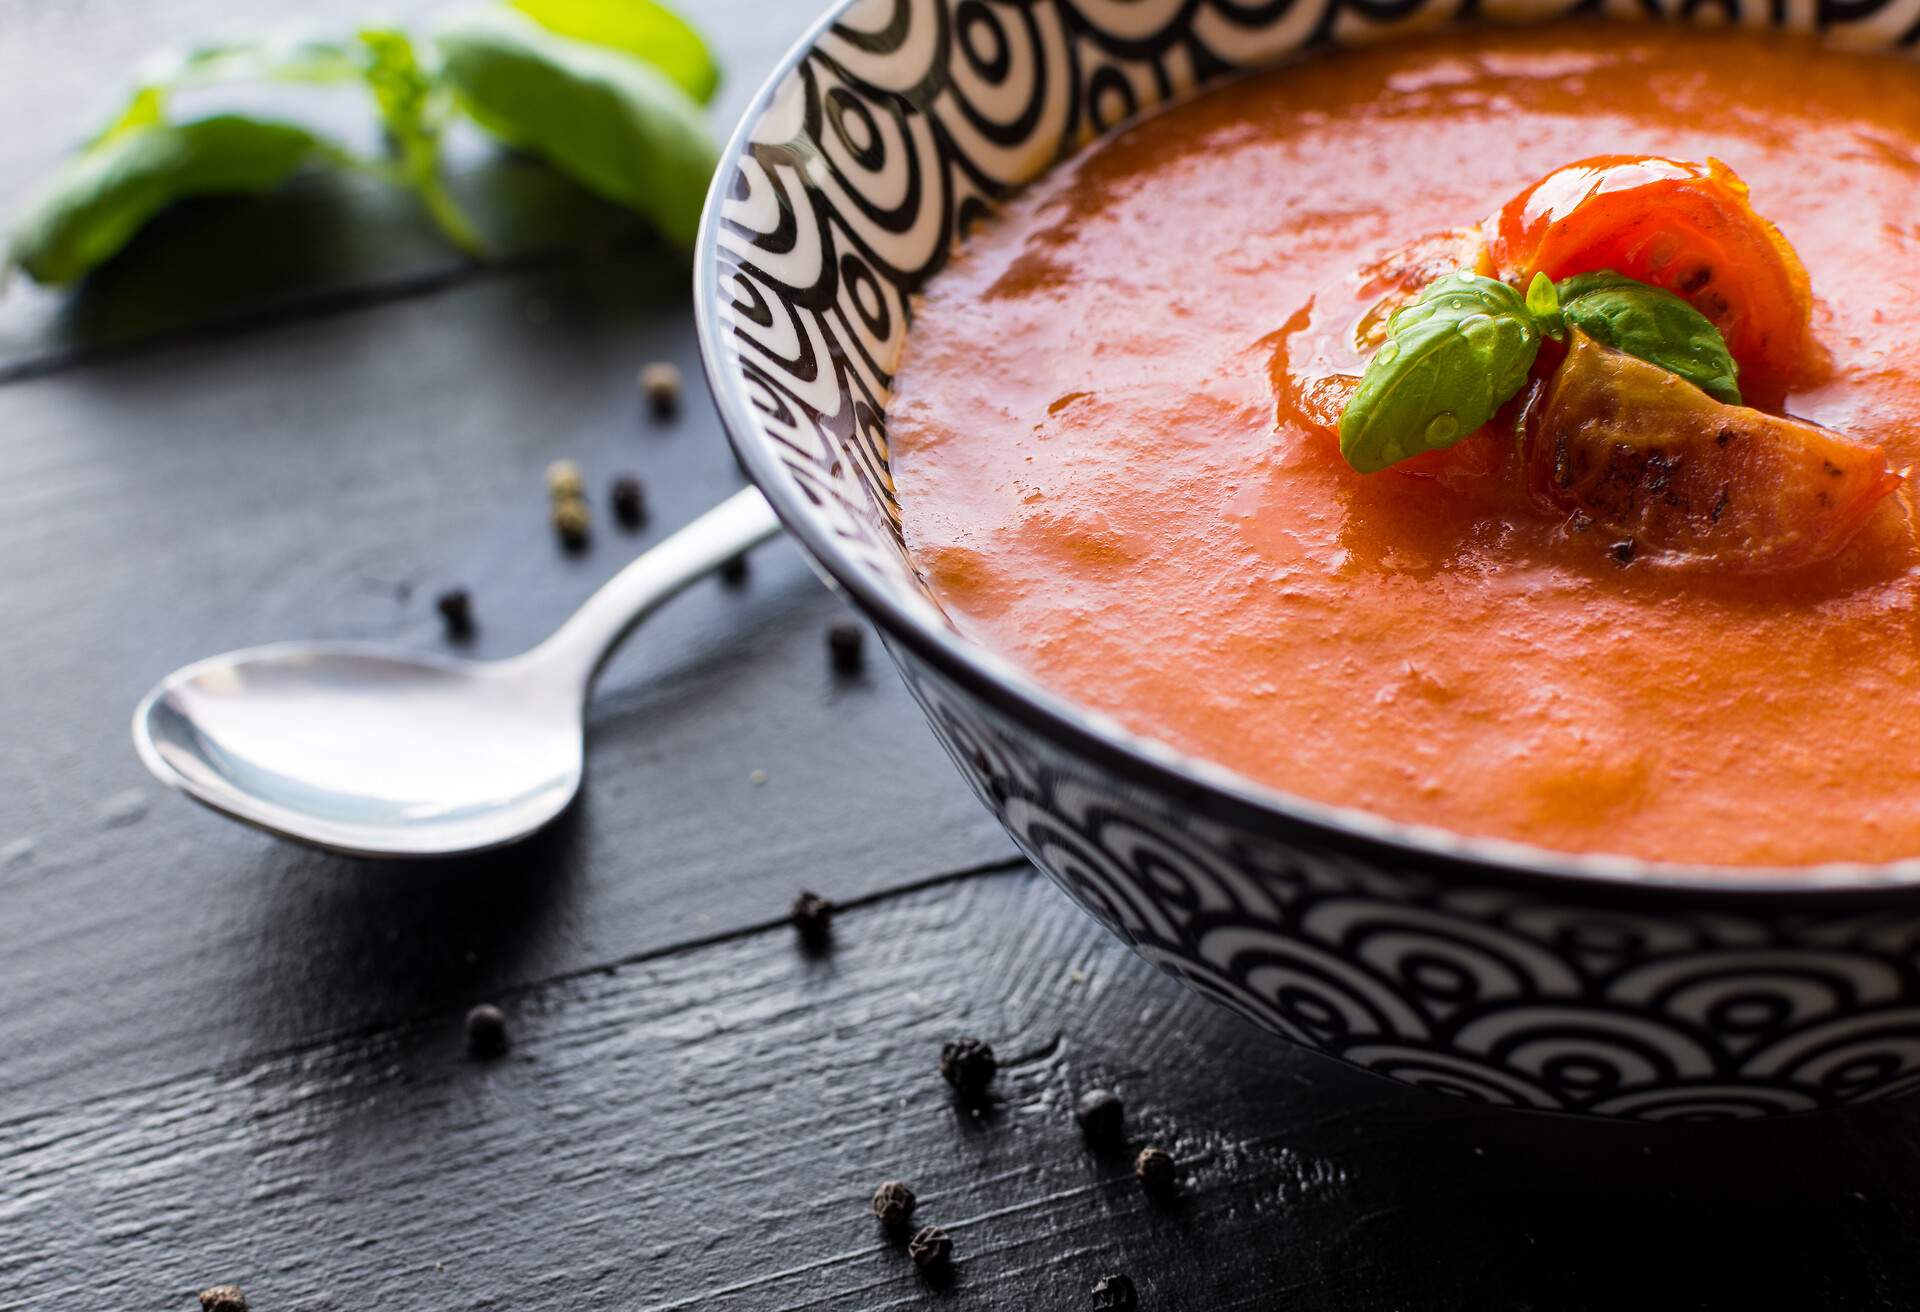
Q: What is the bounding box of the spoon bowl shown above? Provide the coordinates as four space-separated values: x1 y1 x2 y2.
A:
133 487 782 858
135 644 583 858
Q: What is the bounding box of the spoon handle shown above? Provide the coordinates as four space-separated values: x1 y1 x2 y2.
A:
527 486 782 690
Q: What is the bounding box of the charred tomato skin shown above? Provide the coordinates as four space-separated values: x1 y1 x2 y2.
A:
1525 333 1900 572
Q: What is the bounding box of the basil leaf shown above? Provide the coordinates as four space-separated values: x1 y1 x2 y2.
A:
93 86 170 146
1338 271 1542 474
356 28 486 256
6 115 323 285
1381 268 1523 334
1524 271 1563 340
92 34 363 146
435 5 718 247
1556 271 1742 405
140 34 362 90
509 0 718 105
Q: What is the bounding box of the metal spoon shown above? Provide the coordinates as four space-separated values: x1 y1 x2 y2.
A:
132 487 782 859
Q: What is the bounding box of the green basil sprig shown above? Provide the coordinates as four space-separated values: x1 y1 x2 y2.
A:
506 0 719 104
435 4 718 248
4 2 720 289
1336 266 1744 472
358 28 485 257
1553 271 1742 405
5 116 332 285
132 33 366 92
1338 271 1547 474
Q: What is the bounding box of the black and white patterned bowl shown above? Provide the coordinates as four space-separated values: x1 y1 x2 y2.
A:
694 0 1920 1120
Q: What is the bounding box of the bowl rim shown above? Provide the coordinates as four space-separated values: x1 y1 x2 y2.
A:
693 0 1920 906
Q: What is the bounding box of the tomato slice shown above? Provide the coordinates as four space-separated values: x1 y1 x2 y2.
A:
1526 333 1900 572
1269 227 1498 472
1487 156 1814 401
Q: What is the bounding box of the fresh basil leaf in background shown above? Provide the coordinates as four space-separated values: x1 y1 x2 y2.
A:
1338 271 1543 473
5 115 326 285
1555 271 1743 404
435 4 718 247
356 28 487 255
92 86 171 146
509 0 718 104
127 29 486 256
87 34 362 147
4 2 719 288
142 34 361 90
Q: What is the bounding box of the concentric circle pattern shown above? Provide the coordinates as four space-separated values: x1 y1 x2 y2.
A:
898 653 1920 1118
705 0 1920 1118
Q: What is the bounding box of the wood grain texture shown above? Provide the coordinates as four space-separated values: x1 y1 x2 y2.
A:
12 4 1920 1307
0 0 809 374
0 248 1013 1119
8 871 1920 1312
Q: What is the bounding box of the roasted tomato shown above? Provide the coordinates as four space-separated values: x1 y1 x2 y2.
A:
1488 156 1814 399
1268 299 1357 437
1526 333 1901 572
1270 227 1501 484
1349 226 1498 337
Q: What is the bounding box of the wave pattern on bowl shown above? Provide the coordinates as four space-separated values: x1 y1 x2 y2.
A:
700 0 1920 1119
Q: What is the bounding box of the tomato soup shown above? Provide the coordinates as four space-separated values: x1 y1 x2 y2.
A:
887 24 1920 867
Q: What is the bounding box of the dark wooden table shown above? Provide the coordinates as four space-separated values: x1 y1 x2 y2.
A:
9 5 1920 1309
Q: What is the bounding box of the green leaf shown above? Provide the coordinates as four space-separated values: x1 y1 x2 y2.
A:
435 4 718 247
1525 271 1563 340
1383 268 1523 334
144 33 361 89
90 85 171 147
1555 271 1742 405
510 0 718 104
95 32 364 142
6 115 322 285
355 27 486 256
1338 271 1543 474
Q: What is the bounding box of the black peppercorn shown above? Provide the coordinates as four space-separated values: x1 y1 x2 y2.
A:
1075 1088 1124 1145
720 553 748 586
1091 1273 1139 1310
465 1004 508 1058
1134 1146 1176 1194
871 1179 917 1229
435 588 473 638
610 475 647 528
940 1037 997 1098
907 1225 952 1270
791 890 833 948
1609 538 1636 565
199 1286 249 1312
640 361 682 418
827 622 865 675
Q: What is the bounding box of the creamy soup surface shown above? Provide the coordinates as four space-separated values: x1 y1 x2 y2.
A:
887 25 1920 867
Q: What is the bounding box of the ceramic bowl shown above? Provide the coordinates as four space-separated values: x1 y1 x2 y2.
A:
694 0 1920 1119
